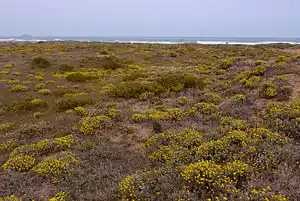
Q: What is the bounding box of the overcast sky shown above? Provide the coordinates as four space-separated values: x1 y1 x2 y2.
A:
0 0 299 37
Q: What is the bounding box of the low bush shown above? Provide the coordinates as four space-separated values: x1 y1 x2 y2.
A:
33 151 78 181
10 85 28 92
38 88 52 95
9 98 48 111
79 115 112 135
66 72 96 82
32 57 51 69
101 56 126 69
2 154 36 172
59 64 75 72
56 93 94 111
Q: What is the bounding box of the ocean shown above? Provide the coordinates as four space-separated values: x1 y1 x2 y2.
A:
1 36 300 45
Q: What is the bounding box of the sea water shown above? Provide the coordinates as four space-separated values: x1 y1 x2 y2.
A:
1 36 300 45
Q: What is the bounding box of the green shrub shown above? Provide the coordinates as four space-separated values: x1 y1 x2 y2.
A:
52 89 77 97
202 92 222 104
10 85 28 92
101 56 125 69
9 98 48 111
232 94 246 106
32 57 51 69
56 93 94 111
59 64 75 72
66 72 95 82
122 70 146 81
35 83 45 89
220 58 234 69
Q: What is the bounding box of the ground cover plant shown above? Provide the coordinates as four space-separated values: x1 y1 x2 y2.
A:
0 42 300 200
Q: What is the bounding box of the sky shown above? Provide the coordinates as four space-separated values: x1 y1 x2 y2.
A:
0 0 299 37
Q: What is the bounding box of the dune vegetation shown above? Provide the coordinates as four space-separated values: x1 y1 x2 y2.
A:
0 42 300 200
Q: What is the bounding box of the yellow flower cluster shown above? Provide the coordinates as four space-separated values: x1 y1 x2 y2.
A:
2 154 35 171
10 134 78 157
144 129 203 164
0 122 15 133
38 88 52 95
0 195 22 201
10 85 28 92
148 108 184 121
202 92 222 104
79 115 112 135
187 102 220 120
49 191 68 201
0 139 18 153
74 106 87 116
33 151 78 181
181 160 249 190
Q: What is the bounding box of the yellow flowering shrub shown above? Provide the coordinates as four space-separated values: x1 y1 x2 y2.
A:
131 113 148 122
74 106 87 116
0 139 18 153
0 195 22 201
148 108 184 121
144 129 203 164
108 108 120 118
2 154 35 171
79 115 112 135
202 92 222 104
35 75 44 81
187 102 220 120
181 160 249 191
35 83 45 89
220 116 249 132
38 89 52 95
0 122 15 133
232 94 246 106
33 151 79 181
10 85 28 92
49 191 68 201
10 134 78 157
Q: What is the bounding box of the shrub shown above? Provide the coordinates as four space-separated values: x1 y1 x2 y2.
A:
122 70 146 81
74 106 87 116
59 64 75 72
49 191 68 201
181 160 249 191
131 113 148 122
147 108 184 121
35 83 45 89
35 75 44 81
52 89 77 97
101 56 125 69
56 93 94 111
32 57 51 69
0 139 18 153
10 134 78 157
143 128 203 164
244 76 261 88
202 92 222 104
33 151 78 181
66 72 96 82
275 56 287 63
4 63 13 68
0 122 15 133
10 85 28 92
0 70 9 75
187 102 220 121
79 115 112 135
2 154 35 171
9 98 48 111
255 60 263 66
38 88 52 95
220 58 234 69
155 73 206 92
19 121 52 138
110 81 165 99
232 94 246 106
